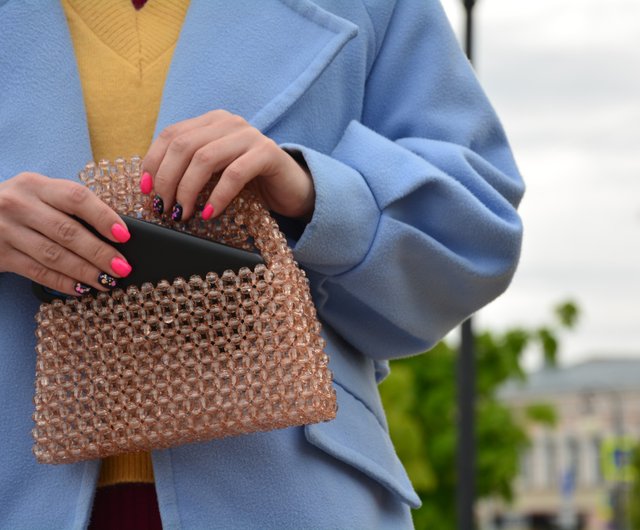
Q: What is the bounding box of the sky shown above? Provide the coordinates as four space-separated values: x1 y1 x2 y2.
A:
439 0 640 368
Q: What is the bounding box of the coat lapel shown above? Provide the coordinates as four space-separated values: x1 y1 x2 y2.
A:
0 0 357 181
0 0 92 181
154 0 358 135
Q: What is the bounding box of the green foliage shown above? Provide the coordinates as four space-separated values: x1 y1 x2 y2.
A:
536 327 558 365
631 445 640 530
524 403 557 426
379 301 578 530
555 301 579 328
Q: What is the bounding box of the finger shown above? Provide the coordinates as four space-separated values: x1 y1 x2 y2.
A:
152 117 250 219
16 202 132 281
4 244 98 297
152 124 243 218
37 179 131 244
176 130 257 220
208 146 273 218
141 110 235 187
10 226 122 292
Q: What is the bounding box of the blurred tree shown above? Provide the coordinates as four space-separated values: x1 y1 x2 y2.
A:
379 301 579 529
630 445 640 530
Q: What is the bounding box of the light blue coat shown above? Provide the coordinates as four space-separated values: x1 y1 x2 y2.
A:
0 0 524 528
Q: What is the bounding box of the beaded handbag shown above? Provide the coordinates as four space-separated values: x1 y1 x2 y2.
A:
32 157 336 464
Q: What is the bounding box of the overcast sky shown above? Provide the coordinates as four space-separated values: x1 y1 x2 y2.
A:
440 0 640 368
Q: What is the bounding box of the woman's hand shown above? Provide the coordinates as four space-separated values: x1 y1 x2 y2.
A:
0 172 133 296
141 110 314 222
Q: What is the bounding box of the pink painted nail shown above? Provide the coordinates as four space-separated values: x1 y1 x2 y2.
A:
111 257 132 277
140 171 153 194
111 223 131 243
201 203 214 220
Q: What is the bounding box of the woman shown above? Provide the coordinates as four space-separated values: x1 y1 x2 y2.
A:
0 0 524 528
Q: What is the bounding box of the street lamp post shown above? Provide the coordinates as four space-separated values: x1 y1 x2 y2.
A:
457 317 476 530
463 0 477 60
457 2 478 529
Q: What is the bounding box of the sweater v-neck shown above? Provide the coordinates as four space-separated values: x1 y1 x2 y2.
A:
63 0 190 72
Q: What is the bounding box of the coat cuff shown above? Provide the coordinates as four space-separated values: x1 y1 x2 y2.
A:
279 142 380 276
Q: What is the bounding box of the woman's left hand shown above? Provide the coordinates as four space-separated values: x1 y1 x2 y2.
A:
141 110 314 222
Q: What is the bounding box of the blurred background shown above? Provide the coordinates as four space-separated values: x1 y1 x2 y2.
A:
378 1 640 529
443 0 640 368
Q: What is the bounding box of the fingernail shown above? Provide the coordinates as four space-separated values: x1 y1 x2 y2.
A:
111 223 131 243
98 272 118 288
201 203 214 220
153 195 164 215
140 172 153 194
111 257 132 277
74 282 92 295
171 203 183 221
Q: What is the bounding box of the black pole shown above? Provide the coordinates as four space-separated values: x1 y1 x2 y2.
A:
464 0 477 61
457 2 477 530
457 318 476 530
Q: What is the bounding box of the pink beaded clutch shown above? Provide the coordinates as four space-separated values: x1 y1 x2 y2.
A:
31 158 336 464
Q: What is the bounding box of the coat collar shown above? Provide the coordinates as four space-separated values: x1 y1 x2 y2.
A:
157 0 358 134
0 0 356 180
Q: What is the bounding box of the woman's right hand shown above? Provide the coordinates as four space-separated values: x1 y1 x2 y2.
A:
0 172 133 296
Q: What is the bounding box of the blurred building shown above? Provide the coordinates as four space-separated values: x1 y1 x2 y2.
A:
478 358 640 530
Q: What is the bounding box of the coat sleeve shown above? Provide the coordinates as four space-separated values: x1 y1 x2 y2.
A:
279 0 524 361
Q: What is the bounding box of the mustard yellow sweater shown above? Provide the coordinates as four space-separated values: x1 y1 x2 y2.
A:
61 0 190 487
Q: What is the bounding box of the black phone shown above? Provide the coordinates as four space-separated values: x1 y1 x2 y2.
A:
32 214 264 303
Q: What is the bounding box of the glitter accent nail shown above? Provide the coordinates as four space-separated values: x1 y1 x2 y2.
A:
171 203 183 221
74 282 92 295
98 272 117 288
153 195 164 215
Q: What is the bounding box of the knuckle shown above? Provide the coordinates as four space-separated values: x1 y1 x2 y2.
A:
67 183 89 205
193 147 214 166
153 173 173 193
28 261 50 284
0 191 24 213
15 171 39 186
56 220 79 243
94 208 112 229
141 156 157 173
208 109 230 120
159 125 177 142
228 114 247 128
225 166 244 184
40 242 63 264
79 263 96 284
176 179 197 197
52 274 68 293
259 136 277 153
90 243 108 264
169 135 191 154
0 174 39 212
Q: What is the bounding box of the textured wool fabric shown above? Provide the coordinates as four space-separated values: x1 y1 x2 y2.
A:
61 0 190 487
61 0 190 161
0 1 524 528
97 452 156 488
